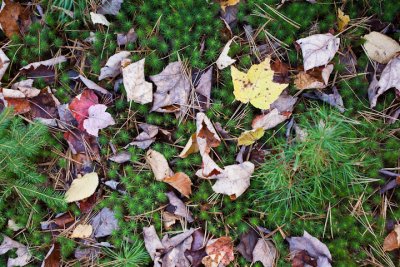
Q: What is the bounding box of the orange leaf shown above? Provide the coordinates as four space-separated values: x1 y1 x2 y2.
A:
164 172 192 198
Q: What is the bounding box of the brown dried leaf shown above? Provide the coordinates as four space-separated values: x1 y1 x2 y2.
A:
42 243 61 267
383 224 400 251
202 236 234 267
164 172 192 198
294 65 333 90
0 0 31 38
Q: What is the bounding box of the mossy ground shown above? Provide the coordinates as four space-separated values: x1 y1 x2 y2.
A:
1 0 400 266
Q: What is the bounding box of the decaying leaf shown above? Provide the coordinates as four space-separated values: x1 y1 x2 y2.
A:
98 0 123 15
337 9 350 32
73 75 110 95
166 191 194 222
271 59 290 84
185 230 207 267
99 51 131 80
363 32 400 64
162 211 181 230
164 172 192 198
202 236 234 267
150 61 191 117
7 220 23 232
368 56 400 108
237 229 259 262
0 0 31 38
232 57 289 110
211 161 254 199
216 38 236 70
162 233 193 267
303 87 345 113
122 58 153 104
146 149 174 181
0 49 10 81
91 208 119 238
10 79 40 98
90 12 110 26
287 231 332 267
143 225 165 261
194 67 213 110
0 235 32 267
69 89 99 129
252 239 276 267
41 243 61 267
296 33 340 71
20 56 67 72
65 172 99 203
70 224 93 239
117 28 137 46
294 65 334 90
383 224 400 251
238 128 265 146
83 104 115 137
109 151 131 163
128 123 160 149
179 133 199 158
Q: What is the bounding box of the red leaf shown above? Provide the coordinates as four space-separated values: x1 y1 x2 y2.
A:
69 90 98 130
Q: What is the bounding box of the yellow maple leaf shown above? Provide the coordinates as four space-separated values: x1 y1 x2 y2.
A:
219 0 240 12
337 8 350 32
231 57 288 110
238 128 265 146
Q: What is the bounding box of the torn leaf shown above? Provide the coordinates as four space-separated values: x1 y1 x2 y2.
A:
90 12 110 26
216 38 236 70
0 235 32 267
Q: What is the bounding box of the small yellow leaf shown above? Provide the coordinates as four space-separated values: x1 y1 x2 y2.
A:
337 9 350 32
219 0 240 12
65 172 99 203
232 57 288 110
70 224 93 239
179 133 199 158
238 128 265 146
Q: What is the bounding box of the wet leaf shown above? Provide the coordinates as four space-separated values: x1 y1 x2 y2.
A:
218 0 240 11
232 57 288 109
65 172 99 203
296 33 340 71
117 28 137 46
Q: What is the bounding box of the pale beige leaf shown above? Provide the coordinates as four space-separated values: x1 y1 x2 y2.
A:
7 220 23 231
2 88 26 98
122 58 153 104
146 149 173 181
179 133 199 158
65 172 99 203
0 49 10 81
11 79 41 98
211 161 254 199
70 224 93 239
0 235 32 267
216 38 236 70
20 56 67 71
90 12 110 26
252 239 277 267
363 32 400 64
99 51 131 80
296 33 340 71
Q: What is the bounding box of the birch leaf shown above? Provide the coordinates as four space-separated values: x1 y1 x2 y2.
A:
211 161 254 199
65 172 99 203
363 32 400 64
216 38 236 70
337 9 350 32
70 224 93 239
99 51 131 80
83 104 115 137
238 128 264 146
146 149 173 181
122 58 153 104
296 33 340 71
232 57 288 109
90 12 110 26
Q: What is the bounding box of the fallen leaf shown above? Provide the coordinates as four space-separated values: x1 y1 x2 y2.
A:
143 225 165 261
162 211 181 230
0 0 31 38
150 61 191 117
211 161 254 199
0 49 10 81
194 67 213 110
337 9 350 32
164 172 192 198
179 133 199 158
117 28 137 46
202 236 234 267
363 32 400 64
73 75 110 95
29 88 59 124
104 180 127 195
70 224 93 239
232 57 289 109
90 12 110 26
271 59 290 84
0 235 32 267
291 250 317 267
146 149 174 181
65 172 99 203
122 58 153 104
69 89 99 130
237 229 259 262
53 212 75 227
303 86 344 113
41 243 61 267
83 104 115 136
252 239 276 267
109 151 131 163
78 194 97 213
287 231 332 267
7 220 23 232
238 128 265 146
98 0 123 15
128 123 159 149
2 97 30 114
91 208 119 238
20 56 67 72
383 224 400 251
166 191 194 222
296 33 340 71
216 38 236 70
220 4 238 30
99 51 131 80
368 56 400 108
162 228 196 249
218 0 239 11
2 88 26 98
197 112 221 155
11 79 40 98
162 234 193 267
294 65 334 90
185 230 207 267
